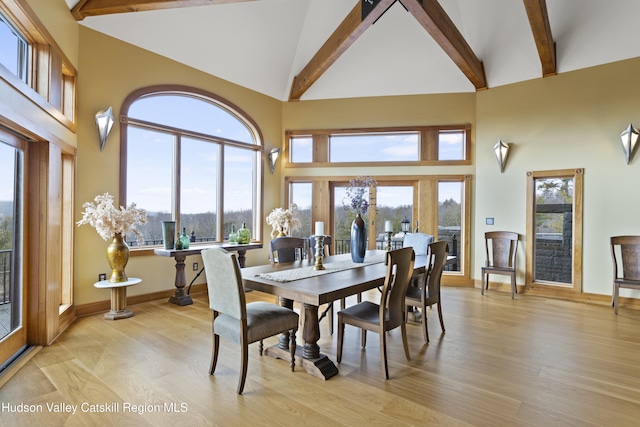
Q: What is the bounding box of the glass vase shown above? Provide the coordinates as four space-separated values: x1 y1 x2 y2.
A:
350 213 366 263
162 220 176 250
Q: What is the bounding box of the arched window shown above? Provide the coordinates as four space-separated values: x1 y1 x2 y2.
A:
120 85 263 247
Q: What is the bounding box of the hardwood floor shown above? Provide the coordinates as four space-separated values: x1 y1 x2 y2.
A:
2 287 640 426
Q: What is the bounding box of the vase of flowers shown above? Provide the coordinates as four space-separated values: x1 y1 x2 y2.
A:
77 193 148 283
342 176 377 263
266 205 301 238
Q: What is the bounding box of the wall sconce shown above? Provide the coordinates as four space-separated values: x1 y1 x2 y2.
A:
268 147 280 174
620 123 639 164
494 140 510 173
95 107 114 152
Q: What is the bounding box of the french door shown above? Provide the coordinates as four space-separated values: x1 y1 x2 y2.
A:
0 131 25 371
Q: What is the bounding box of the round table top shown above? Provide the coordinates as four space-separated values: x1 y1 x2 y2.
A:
94 278 142 288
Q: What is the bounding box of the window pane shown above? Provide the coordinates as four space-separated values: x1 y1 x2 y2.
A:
0 15 27 82
290 136 312 163
223 145 255 240
376 186 413 249
438 181 462 271
180 137 218 243
126 126 174 246
438 130 465 160
130 94 254 144
329 133 419 162
333 186 352 254
289 182 312 238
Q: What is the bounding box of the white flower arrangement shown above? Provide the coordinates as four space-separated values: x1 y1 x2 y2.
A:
266 204 301 238
77 192 148 246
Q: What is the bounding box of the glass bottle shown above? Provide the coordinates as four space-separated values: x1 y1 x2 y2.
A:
229 225 238 244
238 222 250 244
179 227 190 250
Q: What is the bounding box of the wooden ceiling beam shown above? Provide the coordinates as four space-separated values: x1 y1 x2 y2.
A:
71 0 259 21
288 0 397 101
399 0 487 91
523 0 556 77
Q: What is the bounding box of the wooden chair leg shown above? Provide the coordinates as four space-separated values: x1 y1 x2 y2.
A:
209 333 219 375
401 323 410 361
290 328 297 371
361 330 367 348
337 318 344 363
614 283 619 315
511 273 516 299
422 306 429 343
380 329 389 380
237 336 249 395
328 303 334 335
437 302 445 333
481 270 486 295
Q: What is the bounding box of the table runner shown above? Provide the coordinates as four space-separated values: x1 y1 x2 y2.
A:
257 254 386 282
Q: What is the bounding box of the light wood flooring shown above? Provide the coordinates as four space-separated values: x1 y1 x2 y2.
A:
2 287 640 426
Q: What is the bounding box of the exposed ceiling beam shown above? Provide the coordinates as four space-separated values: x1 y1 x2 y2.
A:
288 0 397 101
399 0 487 91
71 0 259 21
523 0 556 77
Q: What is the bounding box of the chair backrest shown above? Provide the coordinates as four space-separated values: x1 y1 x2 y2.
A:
270 236 306 263
381 247 415 329
201 248 246 320
611 236 640 280
403 232 434 256
424 240 449 304
485 231 518 268
308 235 332 259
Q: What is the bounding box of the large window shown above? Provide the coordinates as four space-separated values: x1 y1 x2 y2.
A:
286 125 471 166
0 14 28 83
121 86 263 248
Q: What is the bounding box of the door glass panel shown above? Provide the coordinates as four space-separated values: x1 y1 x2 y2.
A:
438 181 462 272
0 141 22 341
534 177 573 284
289 182 312 238
376 186 413 249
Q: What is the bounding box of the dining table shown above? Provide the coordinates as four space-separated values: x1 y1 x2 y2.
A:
240 249 429 380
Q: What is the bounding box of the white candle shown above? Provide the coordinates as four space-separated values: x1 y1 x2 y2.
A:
315 221 324 236
385 220 393 232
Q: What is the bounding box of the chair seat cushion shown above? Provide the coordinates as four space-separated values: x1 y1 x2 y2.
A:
405 285 429 302
214 301 299 344
339 300 384 324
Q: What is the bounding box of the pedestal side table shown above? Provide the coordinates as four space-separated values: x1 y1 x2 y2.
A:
94 278 142 320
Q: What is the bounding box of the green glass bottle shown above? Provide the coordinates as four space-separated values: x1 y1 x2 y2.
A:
179 227 190 250
229 225 238 244
238 223 250 244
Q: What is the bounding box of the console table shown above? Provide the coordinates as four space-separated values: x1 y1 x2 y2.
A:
154 243 263 306
94 278 142 320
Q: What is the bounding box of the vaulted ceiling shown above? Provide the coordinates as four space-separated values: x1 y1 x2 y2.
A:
65 0 640 102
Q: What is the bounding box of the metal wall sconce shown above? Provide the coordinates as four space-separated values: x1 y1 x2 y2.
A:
620 123 639 164
95 107 114 152
268 147 280 174
494 140 510 173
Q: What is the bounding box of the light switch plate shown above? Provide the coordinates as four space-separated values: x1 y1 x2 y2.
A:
486 217 494 225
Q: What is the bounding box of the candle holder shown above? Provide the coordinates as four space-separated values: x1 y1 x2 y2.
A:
313 235 326 271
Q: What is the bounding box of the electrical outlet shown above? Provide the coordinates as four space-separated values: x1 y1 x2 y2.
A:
193 262 199 271
98 273 106 281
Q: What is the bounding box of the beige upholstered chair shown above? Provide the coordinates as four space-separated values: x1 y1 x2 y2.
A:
202 248 299 394
269 236 306 263
337 247 415 379
481 231 519 298
405 240 448 343
610 236 640 314
402 232 434 256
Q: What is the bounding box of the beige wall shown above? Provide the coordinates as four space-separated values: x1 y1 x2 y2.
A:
475 58 640 297
74 27 282 305
15 0 640 307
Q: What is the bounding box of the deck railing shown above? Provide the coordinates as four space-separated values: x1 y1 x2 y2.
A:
0 249 11 305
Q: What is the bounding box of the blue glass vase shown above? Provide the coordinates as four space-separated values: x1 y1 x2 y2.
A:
350 214 366 263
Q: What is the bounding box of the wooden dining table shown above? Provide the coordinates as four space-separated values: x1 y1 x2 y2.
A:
240 250 429 380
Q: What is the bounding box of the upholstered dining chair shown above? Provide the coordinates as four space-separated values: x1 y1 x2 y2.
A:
481 231 519 299
405 240 448 343
337 246 415 379
201 247 299 395
610 236 640 314
402 232 434 256
269 236 306 263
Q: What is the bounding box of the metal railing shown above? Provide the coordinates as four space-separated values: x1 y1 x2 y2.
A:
0 249 11 305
